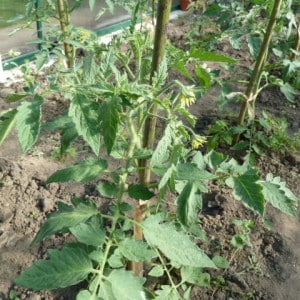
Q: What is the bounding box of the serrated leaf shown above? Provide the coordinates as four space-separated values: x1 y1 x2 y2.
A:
176 163 217 181
97 181 118 198
247 34 262 59
150 123 174 174
36 51 48 71
69 93 101 155
205 151 227 171
33 202 99 244
158 164 176 190
0 109 17 146
47 157 108 183
176 182 202 226
143 215 216 268
14 247 93 290
262 181 297 216
149 265 164 277
98 280 116 300
181 266 210 287
280 82 299 102
99 96 121 154
128 184 155 200
231 170 265 214
132 148 153 159
119 238 157 261
195 66 211 89
155 285 181 300
16 95 44 152
190 48 237 63
70 217 105 246
108 269 145 300
83 53 98 84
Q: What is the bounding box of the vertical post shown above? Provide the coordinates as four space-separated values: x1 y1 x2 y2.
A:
131 0 172 278
236 0 283 131
35 0 43 50
56 0 74 68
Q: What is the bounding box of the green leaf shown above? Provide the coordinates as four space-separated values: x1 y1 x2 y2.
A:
98 280 116 300
158 164 176 190
47 157 108 183
155 285 181 300
132 148 153 159
128 184 155 200
176 182 202 226
212 256 229 269
149 265 164 277
176 163 217 181
97 181 118 198
108 269 145 300
190 48 237 63
280 82 299 102
36 51 48 71
70 216 105 247
181 266 210 287
262 181 297 217
15 95 44 152
108 249 124 268
6 93 28 102
33 201 99 244
83 53 98 84
230 170 265 214
205 151 227 171
247 34 262 59
14 247 93 290
231 234 252 249
88 0 96 10
151 123 174 174
69 93 101 155
77 290 100 300
99 96 121 154
195 66 211 90
143 215 216 268
119 238 157 261
0 109 17 146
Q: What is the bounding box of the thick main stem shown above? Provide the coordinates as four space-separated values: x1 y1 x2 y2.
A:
56 0 73 68
132 0 172 278
236 0 283 128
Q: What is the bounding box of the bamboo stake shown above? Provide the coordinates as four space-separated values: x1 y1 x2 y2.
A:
131 0 172 277
56 0 73 68
236 0 283 130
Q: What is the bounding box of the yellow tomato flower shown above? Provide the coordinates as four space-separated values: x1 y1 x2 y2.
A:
179 85 196 107
192 135 207 149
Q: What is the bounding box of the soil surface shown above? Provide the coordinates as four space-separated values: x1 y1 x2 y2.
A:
0 14 300 300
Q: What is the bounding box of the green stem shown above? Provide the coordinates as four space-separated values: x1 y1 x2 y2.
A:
156 249 182 298
236 0 283 129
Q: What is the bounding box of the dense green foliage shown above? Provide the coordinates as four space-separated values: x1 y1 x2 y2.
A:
0 0 299 298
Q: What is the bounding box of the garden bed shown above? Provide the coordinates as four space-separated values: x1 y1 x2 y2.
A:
0 13 300 300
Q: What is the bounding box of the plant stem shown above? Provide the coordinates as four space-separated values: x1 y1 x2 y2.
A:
236 0 283 131
292 19 300 60
132 0 172 278
56 0 74 68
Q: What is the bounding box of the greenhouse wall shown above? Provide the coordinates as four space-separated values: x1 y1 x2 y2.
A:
0 0 180 62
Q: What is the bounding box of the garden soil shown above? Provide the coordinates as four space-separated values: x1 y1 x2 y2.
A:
0 16 300 300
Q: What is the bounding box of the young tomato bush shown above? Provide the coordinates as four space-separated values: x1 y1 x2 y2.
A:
0 0 299 299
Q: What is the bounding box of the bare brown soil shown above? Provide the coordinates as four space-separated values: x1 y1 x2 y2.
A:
0 16 299 300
